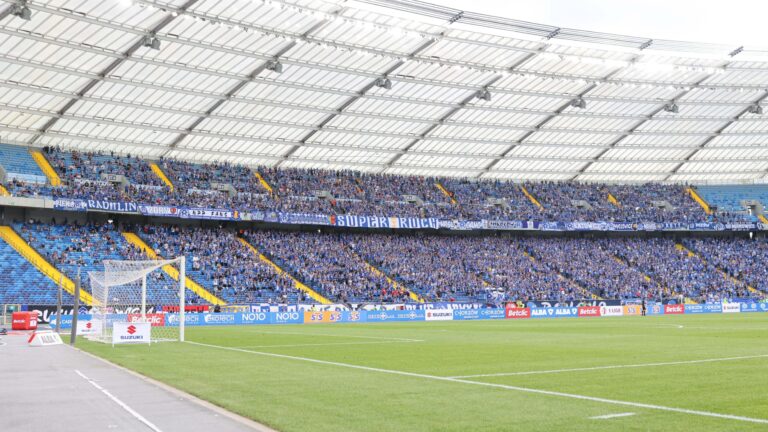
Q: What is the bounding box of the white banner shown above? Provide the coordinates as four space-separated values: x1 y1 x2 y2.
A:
600 306 624 317
425 309 454 321
112 322 151 345
76 319 103 336
722 303 741 314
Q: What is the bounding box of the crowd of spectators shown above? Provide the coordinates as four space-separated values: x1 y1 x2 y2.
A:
6 219 768 305
683 238 768 297
348 233 582 303
520 237 660 300
604 237 751 301
2 147 760 224
245 230 408 304
14 220 197 305
137 225 299 304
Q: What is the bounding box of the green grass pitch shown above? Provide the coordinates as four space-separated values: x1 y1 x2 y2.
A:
79 314 768 431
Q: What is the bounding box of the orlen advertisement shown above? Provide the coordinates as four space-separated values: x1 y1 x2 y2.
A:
664 304 685 315
530 307 578 319
505 306 531 319
577 306 601 317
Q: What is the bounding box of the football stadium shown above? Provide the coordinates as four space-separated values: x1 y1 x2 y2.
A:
1 0 768 430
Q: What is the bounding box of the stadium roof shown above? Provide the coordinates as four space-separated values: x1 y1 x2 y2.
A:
1 0 767 183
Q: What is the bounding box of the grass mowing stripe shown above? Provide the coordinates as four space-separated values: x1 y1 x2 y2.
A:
186 341 768 426
450 353 768 378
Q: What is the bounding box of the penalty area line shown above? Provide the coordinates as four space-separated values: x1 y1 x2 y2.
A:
186 341 768 425
75 369 163 432
238 340 423 349
591 412 636 420
449 354 768 378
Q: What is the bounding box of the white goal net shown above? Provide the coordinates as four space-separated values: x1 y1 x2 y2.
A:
88 257 186 343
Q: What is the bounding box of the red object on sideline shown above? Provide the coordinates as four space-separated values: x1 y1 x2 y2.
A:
11 311 38 330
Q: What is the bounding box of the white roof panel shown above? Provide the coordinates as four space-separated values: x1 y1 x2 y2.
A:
0 0 765 182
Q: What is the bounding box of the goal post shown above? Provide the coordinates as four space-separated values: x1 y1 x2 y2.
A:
88 257 186 343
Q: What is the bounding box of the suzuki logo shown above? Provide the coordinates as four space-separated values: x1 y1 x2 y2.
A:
127 325 136 335
86 322 92 329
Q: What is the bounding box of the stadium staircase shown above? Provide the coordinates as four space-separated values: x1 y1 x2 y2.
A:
609 252 686 302
253 171 274 194
678 242 766 297
0 226 93 305
519 185 543 209
121 232 226 305
237 237 332 304
435 182 458 205
0 183 8 196
345 246 425 303
607 193 621 207
521 248 600 300
29 150 61 186
687 187 712 214
149 162 174 191
760 214 768 224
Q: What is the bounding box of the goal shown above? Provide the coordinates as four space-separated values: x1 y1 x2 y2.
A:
87 257 187 343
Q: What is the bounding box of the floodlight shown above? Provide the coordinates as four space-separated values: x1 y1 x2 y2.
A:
570 98 586 109
476 89 491 101
748 104 763 115
375 77 392 90
11 2 31 21
266 60 283 73
663 102 679 113
143 34 160 50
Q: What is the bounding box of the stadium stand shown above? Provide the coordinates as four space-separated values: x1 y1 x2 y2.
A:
0 144 47 184
136 225 300 304
0 236 71 305
13 221 203 306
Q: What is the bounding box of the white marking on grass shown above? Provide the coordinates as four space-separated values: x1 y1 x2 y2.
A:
239 340 422 349
449 354 768 378
186 341 768 425
236 329 423 342
75 369 163 432
590 412 636 420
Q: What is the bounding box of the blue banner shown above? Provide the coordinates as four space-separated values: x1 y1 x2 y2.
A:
740 302 768 313
334 215 439 230
685 304 723 314
279 212 331 225
365 310 425 322
530 307 580 318
270 310 303 324
452 309 505 320
53 199 137 213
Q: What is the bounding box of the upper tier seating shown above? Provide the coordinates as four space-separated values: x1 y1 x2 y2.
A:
0 237 71 305
0 144 759 224
0 144 46 183
696 185 768 214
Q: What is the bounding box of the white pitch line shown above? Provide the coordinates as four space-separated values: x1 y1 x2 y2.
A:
238 340 422 349
590 412 636 420
186 341 768 425
75 369 163 432
235 328 423 342
449 354 768 378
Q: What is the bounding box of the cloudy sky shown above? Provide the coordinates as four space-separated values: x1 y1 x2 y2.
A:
417 0 767 47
